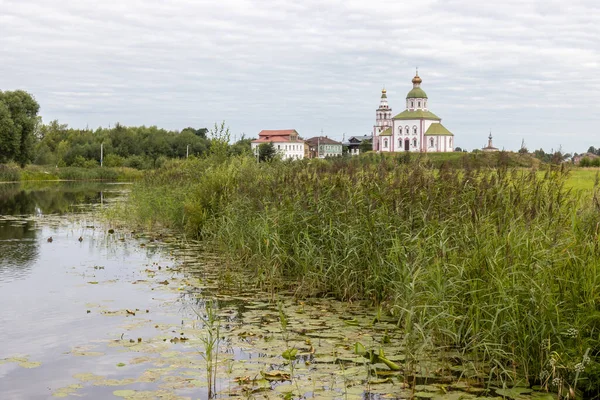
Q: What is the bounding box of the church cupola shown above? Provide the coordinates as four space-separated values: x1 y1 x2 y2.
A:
406 70 428 111
378 88 390 110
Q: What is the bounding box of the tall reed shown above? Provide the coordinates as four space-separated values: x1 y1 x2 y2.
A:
128 155 600 396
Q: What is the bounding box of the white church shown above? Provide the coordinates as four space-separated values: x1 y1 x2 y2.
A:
372 71 454 153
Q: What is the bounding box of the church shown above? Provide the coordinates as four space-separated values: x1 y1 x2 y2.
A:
372 71 454 153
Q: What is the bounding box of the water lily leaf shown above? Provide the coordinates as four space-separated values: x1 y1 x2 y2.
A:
282 348 298 360
94 378 136 386
73 373 103 382
52 384 83 397
354 342 366 356
344 318 359 326
18 360 42 368
369 377 394 384
113 390 136 398
495 387 533 399
260 370 290 381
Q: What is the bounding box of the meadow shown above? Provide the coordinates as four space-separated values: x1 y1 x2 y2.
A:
99 153 600 397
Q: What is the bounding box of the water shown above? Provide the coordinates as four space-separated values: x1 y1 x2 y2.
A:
0 182 537 399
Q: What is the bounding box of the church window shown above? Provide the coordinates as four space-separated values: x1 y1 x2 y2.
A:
411 101 414 108
405 126 409 135
418 101 421 108
413 138 417 147
384 139 388 148
413 126 417 135
398 127 402 134
429 138 434 147
398 138 402 148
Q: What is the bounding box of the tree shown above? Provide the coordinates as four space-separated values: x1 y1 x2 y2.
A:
587 146 597 155
454 147 462 152
182 127 208 139
0 90 40 166
258 142 276 162
358 139 372 154
229 135 253 156
208 121 230 160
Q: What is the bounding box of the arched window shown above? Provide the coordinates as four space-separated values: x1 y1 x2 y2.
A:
449 139 452 147
384 139 388 148
398 126 403 134
418 101 421 108
411 101 414 108
429 138 434 147
413 126 417 135
412 138 417 147
405 126 410 134
398 138 402 148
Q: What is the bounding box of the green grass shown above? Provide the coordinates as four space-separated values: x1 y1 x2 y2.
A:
564 168 600 192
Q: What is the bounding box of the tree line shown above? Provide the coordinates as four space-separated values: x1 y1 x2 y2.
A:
0 90 253 169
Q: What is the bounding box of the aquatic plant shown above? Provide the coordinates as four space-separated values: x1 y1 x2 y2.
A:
127 154 600 397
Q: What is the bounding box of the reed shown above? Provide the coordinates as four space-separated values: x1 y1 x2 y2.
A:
128 155 600 396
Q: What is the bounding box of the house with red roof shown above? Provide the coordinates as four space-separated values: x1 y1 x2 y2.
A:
251 130 305 160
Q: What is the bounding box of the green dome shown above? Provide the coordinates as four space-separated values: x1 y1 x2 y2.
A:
406 87 427 99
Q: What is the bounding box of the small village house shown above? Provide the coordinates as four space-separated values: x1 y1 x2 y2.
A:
305 136 343 158
251 130 305 160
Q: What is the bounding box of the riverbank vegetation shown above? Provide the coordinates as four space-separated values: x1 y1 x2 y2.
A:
0 163 143 182
123 151 600 397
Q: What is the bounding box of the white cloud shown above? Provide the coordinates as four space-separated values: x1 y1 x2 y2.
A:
0 0 598 152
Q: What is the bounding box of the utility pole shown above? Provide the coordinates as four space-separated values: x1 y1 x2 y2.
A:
100 143 103 167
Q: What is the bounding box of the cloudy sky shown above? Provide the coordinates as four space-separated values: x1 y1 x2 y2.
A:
1 0 599 152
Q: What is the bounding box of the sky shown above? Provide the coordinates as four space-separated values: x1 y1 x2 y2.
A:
1 0 599 153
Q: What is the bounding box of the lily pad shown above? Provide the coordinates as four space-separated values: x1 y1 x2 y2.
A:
52 384 83 397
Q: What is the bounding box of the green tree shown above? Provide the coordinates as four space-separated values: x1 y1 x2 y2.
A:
229 136 253 156
258 142 276 162
358 139 372 154
0 90 40 166
209 121 230 160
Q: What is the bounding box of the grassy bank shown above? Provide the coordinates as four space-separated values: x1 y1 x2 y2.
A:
0 164 143 182
124 154 600 396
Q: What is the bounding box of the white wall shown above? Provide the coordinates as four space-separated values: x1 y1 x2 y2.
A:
251 142 305 160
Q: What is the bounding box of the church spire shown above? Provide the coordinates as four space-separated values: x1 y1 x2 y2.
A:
378 88 389 110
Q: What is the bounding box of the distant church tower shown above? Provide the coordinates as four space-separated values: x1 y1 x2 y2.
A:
374 89 392 136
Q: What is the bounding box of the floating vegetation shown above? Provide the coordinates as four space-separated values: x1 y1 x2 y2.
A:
51 383 83 398
0 356 42 369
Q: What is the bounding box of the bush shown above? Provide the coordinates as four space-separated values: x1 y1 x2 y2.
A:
0 163 21 182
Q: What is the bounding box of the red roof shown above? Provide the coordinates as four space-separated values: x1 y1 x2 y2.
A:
252 136 296 143
258 129 298 137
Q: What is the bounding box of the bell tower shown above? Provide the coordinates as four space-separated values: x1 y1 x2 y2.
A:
375 88 392 133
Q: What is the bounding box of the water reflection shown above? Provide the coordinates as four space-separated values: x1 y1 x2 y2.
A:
0 220 38 281
0 182 125 216
0 182 129 283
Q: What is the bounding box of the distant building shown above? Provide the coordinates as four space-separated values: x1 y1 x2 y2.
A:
251 129 305 160
573 152 599 165
343 135 371 156
305 136 343 158
372 71 455 153
482 133 499 152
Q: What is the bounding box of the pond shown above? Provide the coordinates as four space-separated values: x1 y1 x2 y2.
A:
0 182 553 400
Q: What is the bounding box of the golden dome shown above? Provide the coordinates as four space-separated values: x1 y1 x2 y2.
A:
412 74 422 84
382 88 387 94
